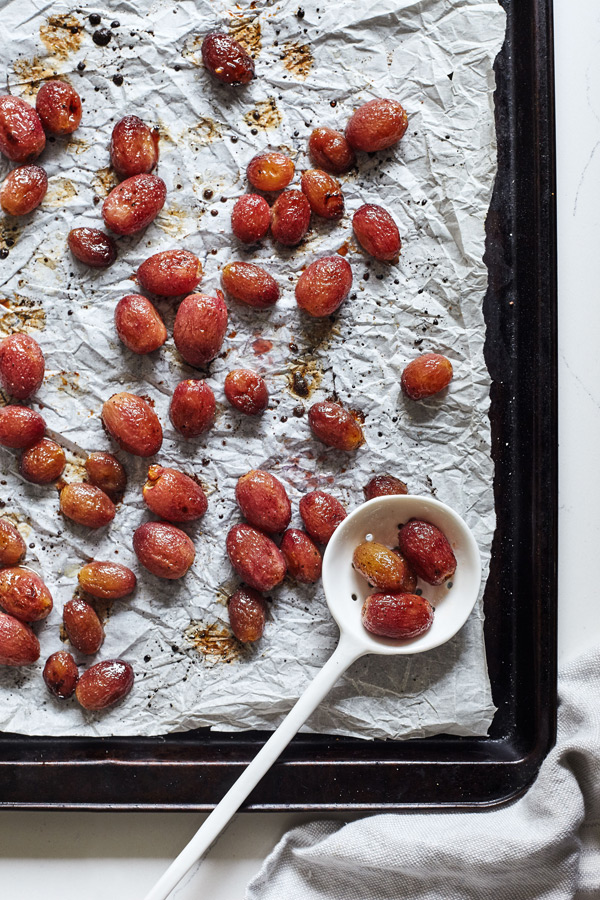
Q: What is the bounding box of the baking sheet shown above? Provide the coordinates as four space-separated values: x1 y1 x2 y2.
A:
0 0 504 739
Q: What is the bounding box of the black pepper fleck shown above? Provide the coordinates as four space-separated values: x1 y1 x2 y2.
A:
112 73 123 86
76 60 86 72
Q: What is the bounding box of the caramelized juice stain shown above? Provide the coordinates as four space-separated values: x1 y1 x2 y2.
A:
156 205 192 237
0 295 46 334
244 98 281 130
65 137 90 156
92 167 118 198
287 359 323 399
182 34 203 66
281 42 313 80
12 57 59 95
229 15 262 56
185 621 244 665
59 372 80 392
189 117 223 146
0 222 22 253
40 14 84 59
44 177 78 207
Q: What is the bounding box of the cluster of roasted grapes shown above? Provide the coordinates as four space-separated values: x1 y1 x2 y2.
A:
0 27 457 698
353 518 457 641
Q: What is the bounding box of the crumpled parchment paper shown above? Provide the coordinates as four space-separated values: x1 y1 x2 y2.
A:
0 0 506 738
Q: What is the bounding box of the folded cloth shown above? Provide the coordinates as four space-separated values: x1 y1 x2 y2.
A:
246 648 600 900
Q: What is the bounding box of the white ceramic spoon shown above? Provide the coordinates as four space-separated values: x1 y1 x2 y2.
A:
143 494 481 900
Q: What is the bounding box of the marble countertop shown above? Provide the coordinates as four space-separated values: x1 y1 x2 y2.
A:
2 1 597 897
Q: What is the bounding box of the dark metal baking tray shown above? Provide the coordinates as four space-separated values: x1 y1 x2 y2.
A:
0 0 556 810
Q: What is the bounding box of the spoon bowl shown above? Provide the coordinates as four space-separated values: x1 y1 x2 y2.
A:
322 494 482 655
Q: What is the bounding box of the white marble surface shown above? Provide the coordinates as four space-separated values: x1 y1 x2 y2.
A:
2 1 598 897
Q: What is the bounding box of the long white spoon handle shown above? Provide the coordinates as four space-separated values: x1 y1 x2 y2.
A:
142 636 364 900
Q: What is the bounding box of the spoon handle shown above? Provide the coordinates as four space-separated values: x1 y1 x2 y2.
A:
142 635 363 900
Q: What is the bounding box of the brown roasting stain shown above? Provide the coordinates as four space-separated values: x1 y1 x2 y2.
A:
59 372 80 392
61 458 86 485
156 204 192 237
36 254 58 270
92 167 118 198
157 120 177 146
189 117 223 146
182 34 203 66
44 177 78 207
0 296 46 335
299 317 339 356
12 57 59 96
243 98 281 131
281 42 313 80
44 371 80 398
229 15 262 56
59 624 68 643
337 242 349 256
40 14 84 60
287 359 323 399
0 222 22 253
185 621 243 665
65 137 90 157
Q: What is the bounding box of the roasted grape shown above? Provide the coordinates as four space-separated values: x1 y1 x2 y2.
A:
137 249 202 297
114 294 167 355
0 333 45 400
201 32 255 85
110 115 159 178
169 379 216 438
102 173 166 235
221 262 279 309
224 369 268 415
0 165 47 215
231 194 270 243
173 292 228 368
36 81 82 135
68 228 117 268
246 152 294 191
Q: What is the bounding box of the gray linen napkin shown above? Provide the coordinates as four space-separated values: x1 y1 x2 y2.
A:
245 648 600 900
